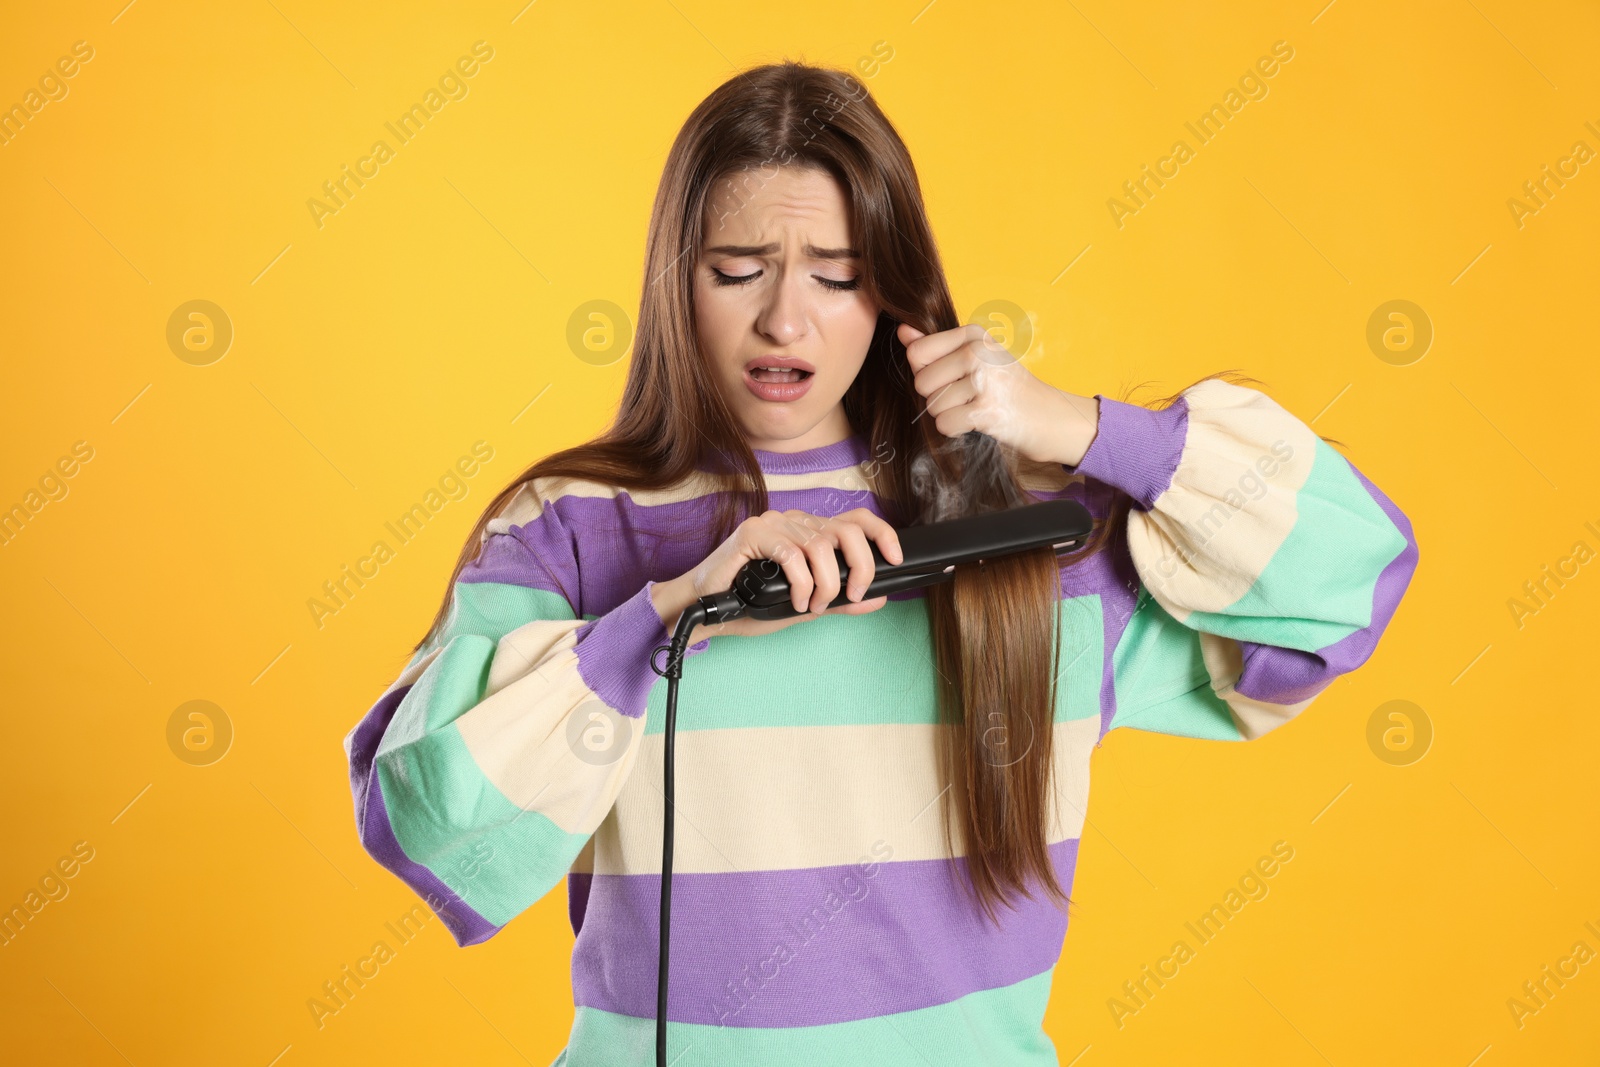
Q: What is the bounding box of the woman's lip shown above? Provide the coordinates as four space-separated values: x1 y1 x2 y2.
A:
743 366 815 403
743 358 815 373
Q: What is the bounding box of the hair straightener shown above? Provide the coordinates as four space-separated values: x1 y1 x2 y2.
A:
647 496 1094 1066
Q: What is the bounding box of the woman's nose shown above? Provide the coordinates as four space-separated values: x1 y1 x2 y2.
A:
755 272 807 343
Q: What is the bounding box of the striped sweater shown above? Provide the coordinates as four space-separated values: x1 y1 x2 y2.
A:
343 379 1418 1065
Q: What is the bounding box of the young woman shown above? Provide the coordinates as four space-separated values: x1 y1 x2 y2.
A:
344 61 1418 1065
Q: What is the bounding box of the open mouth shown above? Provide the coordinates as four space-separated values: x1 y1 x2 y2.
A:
748 367 814 383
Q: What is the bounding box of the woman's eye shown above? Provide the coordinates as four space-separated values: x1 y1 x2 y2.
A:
709 268 861 292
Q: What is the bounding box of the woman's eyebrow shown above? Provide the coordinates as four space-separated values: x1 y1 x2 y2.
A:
703 242 860 259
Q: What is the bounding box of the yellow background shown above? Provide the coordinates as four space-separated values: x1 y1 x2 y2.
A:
2 1 1596 1063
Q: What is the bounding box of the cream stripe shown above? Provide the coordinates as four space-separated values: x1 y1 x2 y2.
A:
571 835 595 876
452 619 645 836
1198 631 1317 741
590 716 1099 876
482 618 585 697
390 645 441 698
1125 379 1319 619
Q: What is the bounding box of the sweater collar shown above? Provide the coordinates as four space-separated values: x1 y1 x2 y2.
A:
699 433 874 476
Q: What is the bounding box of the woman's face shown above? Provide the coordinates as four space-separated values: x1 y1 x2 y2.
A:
693 165 881 453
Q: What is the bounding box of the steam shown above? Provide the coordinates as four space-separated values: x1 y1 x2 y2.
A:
910 430 1031 526
904 323 1034 526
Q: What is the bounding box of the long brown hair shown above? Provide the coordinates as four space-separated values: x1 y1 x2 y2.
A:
412 60 1232 925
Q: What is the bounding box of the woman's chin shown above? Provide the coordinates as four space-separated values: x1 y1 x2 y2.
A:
738 415 824 451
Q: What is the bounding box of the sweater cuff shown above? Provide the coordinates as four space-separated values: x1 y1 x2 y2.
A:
571 581 711 720
1064 394 1191 511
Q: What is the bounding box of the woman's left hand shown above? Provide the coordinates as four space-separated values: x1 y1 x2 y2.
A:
896 322 1101 467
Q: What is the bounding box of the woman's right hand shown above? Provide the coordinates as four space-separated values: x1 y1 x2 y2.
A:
650 507 906 644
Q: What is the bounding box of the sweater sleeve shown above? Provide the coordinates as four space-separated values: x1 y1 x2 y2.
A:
1065 379 1419 741
342 479 710 946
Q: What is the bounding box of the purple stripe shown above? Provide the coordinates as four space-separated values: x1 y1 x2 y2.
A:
1066 395 1190 511
463 522 579 605
1234 462 1420 705
469 435 875 614
569 872 592 938
344 683 502 947
486 452 1138 639
571 838 1078 1027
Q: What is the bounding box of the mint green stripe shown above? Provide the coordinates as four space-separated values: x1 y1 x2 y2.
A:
640 595 1104 735
377 739 585 925
562 968 1059 1066
448 581 576 651
1110 587 1239 740
406 582 574 671
376 633 587 925
1179 438 1408 652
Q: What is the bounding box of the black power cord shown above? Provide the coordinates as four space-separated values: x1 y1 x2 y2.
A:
648 591 740 1067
